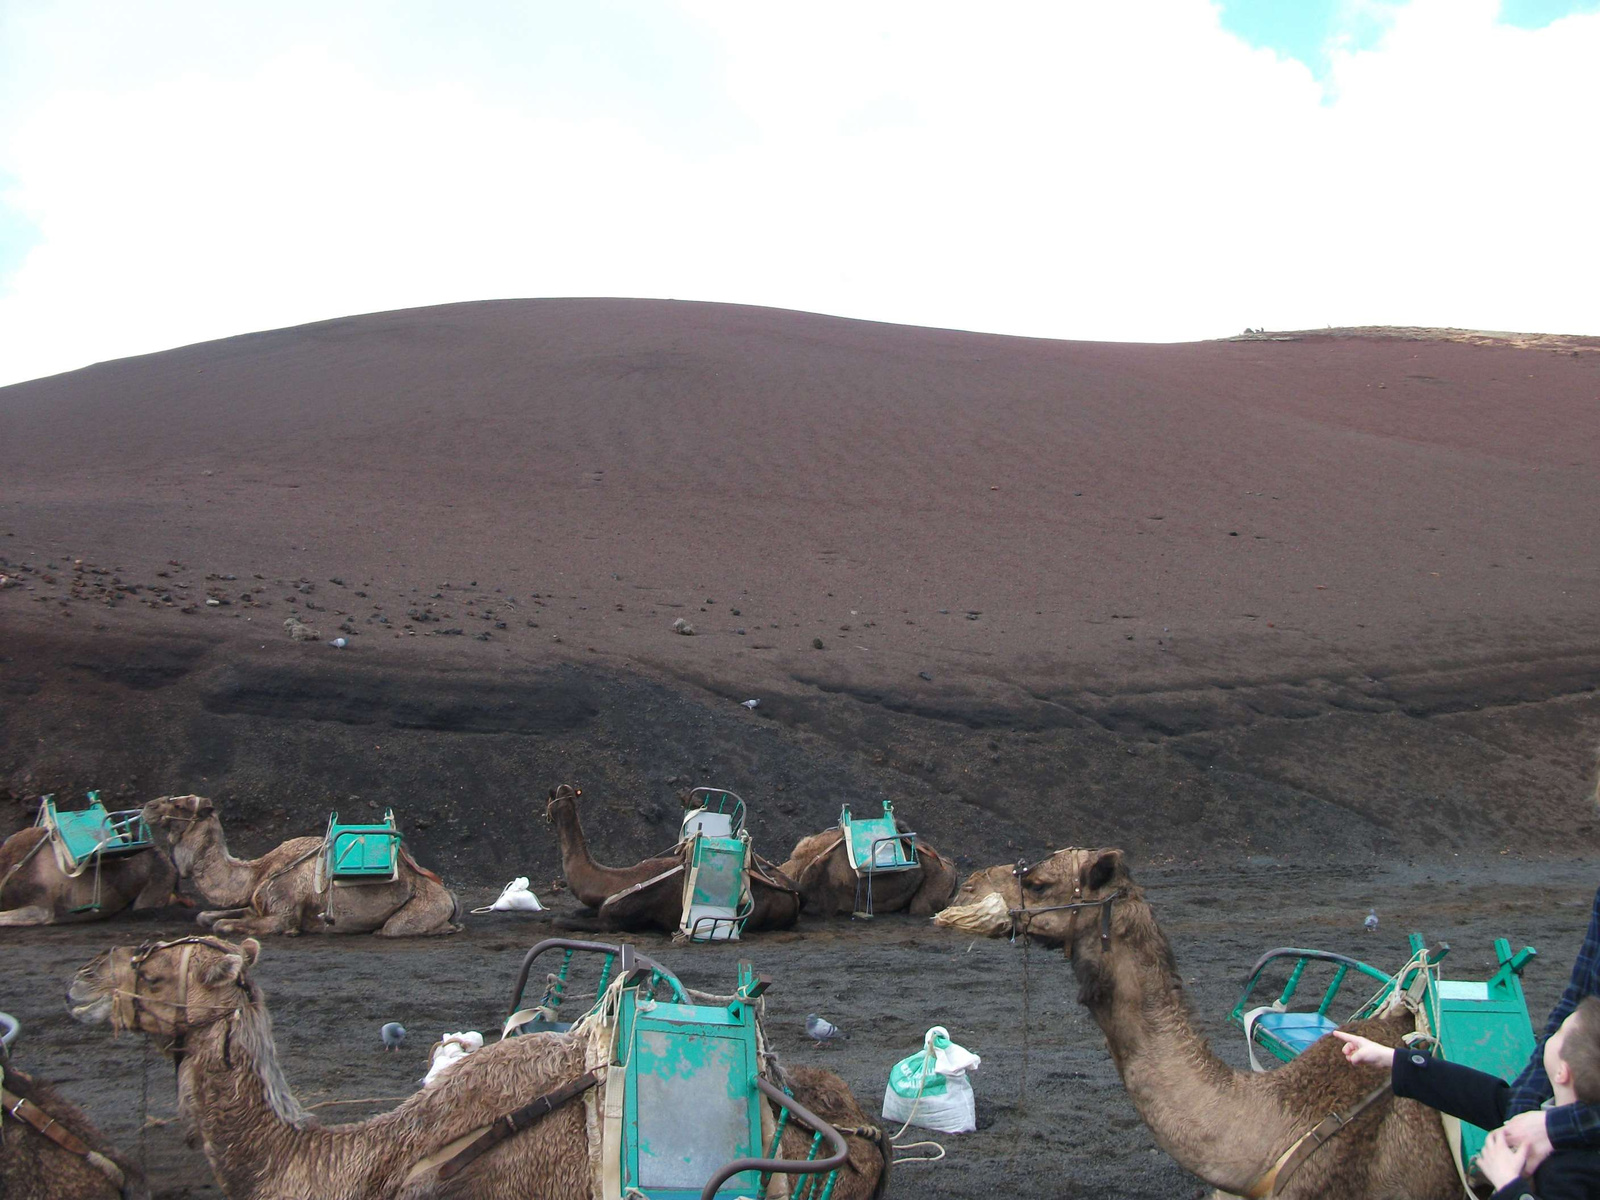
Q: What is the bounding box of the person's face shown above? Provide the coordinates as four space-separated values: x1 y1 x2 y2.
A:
1545 1009 1583 1081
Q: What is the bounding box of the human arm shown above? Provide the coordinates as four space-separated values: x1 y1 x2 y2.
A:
1388 1047 1512 1134
1332 1031 1394 1069
1507 887 1600 1119
1478 1127 1532 1198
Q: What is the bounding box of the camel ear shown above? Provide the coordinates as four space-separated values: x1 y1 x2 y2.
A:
239 938 261 967
1083 848 1126 894
204 954 247 987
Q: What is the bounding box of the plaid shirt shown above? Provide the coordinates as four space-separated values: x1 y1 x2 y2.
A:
1506 884 1600 1148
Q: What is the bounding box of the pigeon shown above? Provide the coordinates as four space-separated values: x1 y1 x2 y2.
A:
806 1014 848 1046
380 1022 406 1051
742 699 760 710
1364 908 1379 933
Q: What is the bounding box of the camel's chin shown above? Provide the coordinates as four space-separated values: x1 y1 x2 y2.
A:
68 992 113 1025
932 892 1011 936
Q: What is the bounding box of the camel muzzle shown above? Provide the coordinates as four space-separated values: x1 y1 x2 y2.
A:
932 892 1011 935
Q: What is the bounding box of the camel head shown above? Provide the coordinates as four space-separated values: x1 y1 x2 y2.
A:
68 935 261 1044
544 783 582 822
935 846 1134 951
142 794 217 867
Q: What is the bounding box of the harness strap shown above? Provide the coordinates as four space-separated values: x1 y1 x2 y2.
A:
402 1067 603 1185
1243 1083 1392 1198
2 1085 127 1189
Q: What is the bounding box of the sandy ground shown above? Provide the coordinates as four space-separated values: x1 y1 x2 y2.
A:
3 857 1594 1198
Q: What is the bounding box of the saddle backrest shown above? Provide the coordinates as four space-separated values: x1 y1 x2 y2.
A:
840 801 917 874
324 809 401 881
679 834 751 942
612 968 765 1198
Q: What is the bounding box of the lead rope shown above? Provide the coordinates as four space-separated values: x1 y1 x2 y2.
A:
1013 860 1031 1114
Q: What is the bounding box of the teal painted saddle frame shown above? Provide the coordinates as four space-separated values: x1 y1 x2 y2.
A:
1229 932 1538 1172
36 791 153 873
503 938 851 1200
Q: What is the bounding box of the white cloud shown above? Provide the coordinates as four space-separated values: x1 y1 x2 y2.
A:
0 0 1595 386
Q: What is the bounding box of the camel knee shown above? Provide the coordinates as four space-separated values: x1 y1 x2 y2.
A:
0 905 55 926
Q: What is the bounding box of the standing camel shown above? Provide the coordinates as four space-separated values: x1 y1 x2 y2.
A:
0 822 176 927
67 935 888 1200
934 847 1460 1199
0 1039 147 1199
544 785 801 933
780 823 959 917
142 795 460 937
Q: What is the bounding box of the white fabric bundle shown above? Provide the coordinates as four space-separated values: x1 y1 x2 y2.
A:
472 877 544 913
422 1031 484 1087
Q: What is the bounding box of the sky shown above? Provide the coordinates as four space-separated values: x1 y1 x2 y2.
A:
0 0 1596 387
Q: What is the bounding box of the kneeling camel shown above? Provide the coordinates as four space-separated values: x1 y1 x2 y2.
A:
68 936 888 1200
143 795 460 937
0 826 176 928
779 823 958 918
935 848 1459 1199
545 785 800 933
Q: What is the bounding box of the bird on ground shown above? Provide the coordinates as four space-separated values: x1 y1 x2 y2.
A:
1364 908 1379 933
742 699 760 709
381 1022 407 1051
806 1014 848 1046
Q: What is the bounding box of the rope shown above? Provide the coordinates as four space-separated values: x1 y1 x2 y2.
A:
306 1094 411 1110
883 1034 950 1166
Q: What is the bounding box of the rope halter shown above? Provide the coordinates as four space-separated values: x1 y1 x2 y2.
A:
1007 851 1125 953
107 936 249 1040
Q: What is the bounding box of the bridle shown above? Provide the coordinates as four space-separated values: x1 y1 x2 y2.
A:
1007 853 1125 953
543 787 581 822
108 936 247 1055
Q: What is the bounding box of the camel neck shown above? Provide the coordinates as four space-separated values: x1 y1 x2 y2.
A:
1072 896 1296 1191
177 818 259 909
179 1013 321 1199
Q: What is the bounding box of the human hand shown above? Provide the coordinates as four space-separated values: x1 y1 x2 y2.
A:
1332 1031 1395 1069
1501 1109 1554 1173
1476 1127 1531 1189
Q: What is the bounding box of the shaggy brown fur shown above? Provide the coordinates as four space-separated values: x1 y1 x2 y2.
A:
0 824 176 926
778 827 959 918
143 795 460 937
544 784 801 934
0 1050 148 1200
938 849 1460 1199
67 937 884 1200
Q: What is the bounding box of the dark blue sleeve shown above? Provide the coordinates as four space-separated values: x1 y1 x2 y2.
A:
1392 1049 1511 1133
1507 886 1600 1121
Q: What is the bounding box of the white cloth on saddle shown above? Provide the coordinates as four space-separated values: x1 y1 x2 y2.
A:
422 1031 484 1087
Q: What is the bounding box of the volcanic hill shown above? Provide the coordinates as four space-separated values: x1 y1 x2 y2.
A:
2 299 1597 880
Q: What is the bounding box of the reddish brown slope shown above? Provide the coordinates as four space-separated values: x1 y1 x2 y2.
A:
1 300 1597 869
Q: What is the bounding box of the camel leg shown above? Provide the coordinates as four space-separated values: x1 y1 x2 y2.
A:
0 905 56 926
211 911 296 937
196 906 249 929
132 855 180 910
376 895 459 937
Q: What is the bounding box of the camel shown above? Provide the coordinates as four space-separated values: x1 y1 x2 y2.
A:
544 785 801 934
142 795 461 937
934 848 1460 1199
67 935 888 1200
0 822 177 926
0 1041 148 1199
779 821 959 918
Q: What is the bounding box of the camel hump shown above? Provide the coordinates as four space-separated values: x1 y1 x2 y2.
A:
399 846 443 885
